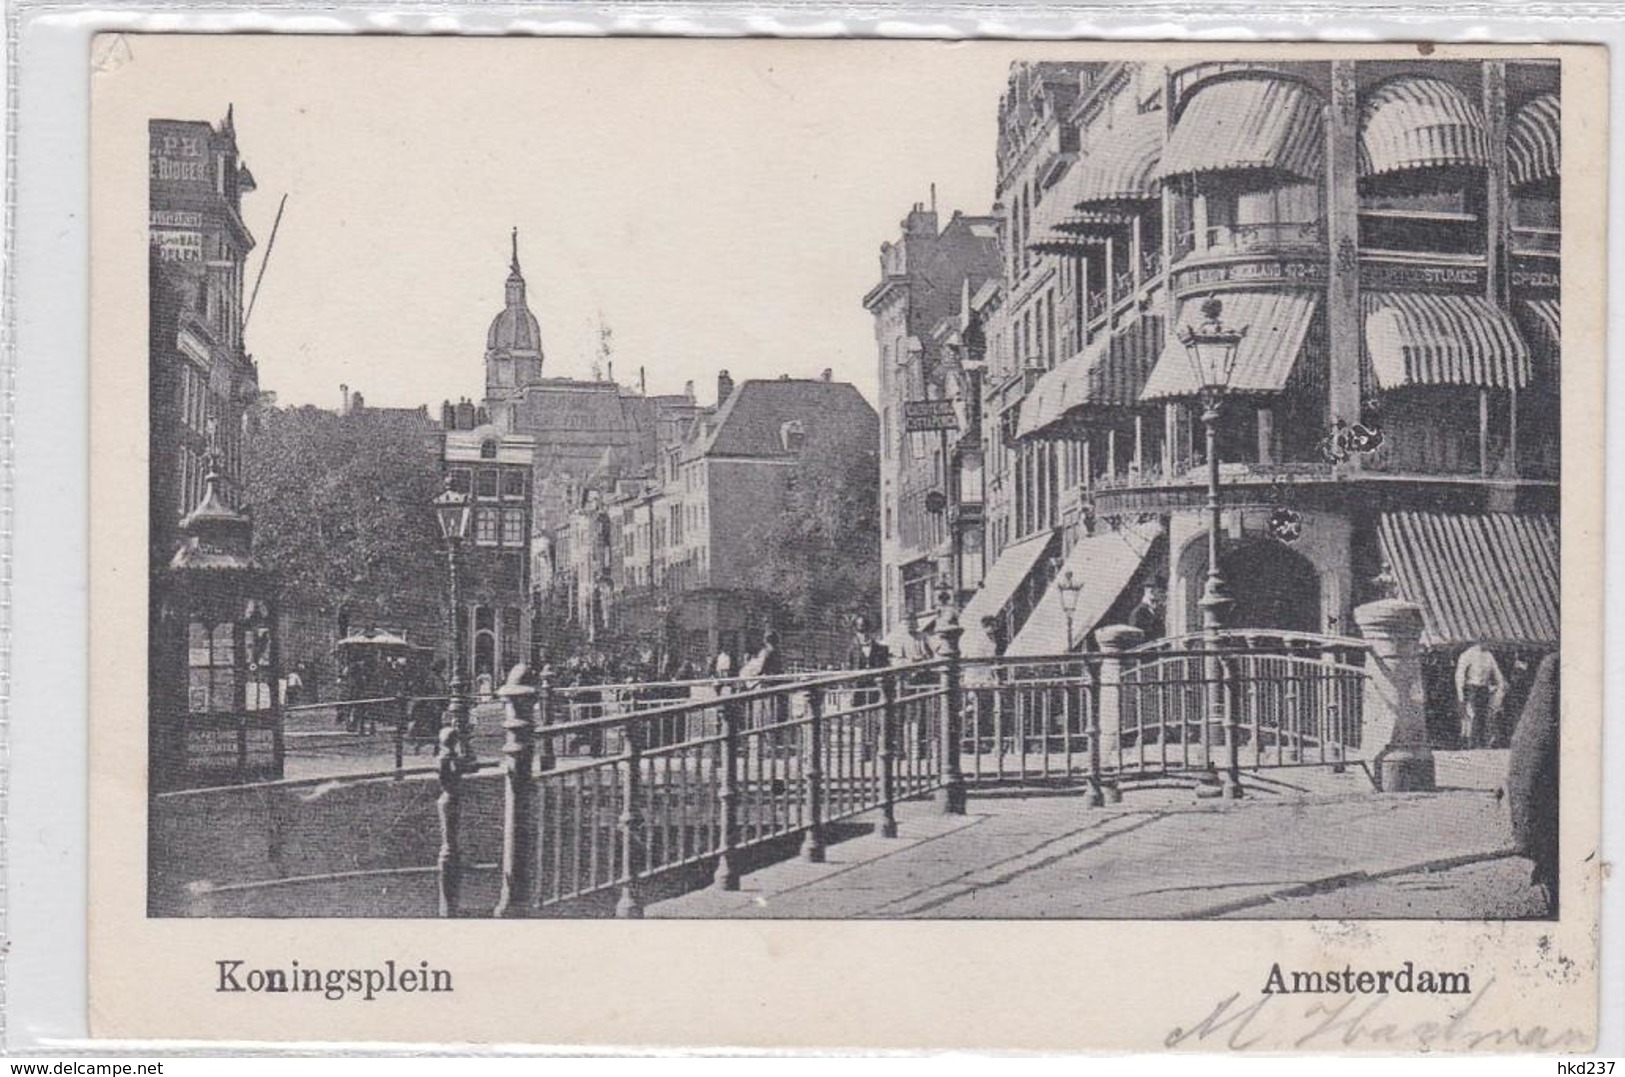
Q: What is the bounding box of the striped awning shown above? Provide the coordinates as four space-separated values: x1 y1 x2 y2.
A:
1140 291 1318 400
1359 77 1489 178
1018 316 1164 439
1160 77 1324 185
1509 93 1560 189
1007 523 1161 657
1072 111 1163 206
1028 228 1112 255
1363 292 1531 390
959 530 1057 653
1377 512 1559 647
1520 297 1561 349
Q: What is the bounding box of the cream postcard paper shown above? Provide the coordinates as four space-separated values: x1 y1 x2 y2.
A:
92 36 1602 1049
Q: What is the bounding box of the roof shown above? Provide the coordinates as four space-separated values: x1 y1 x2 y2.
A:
685 378 878 460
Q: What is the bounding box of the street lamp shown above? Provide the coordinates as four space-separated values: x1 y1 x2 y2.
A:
1054 565 1084 653
433 476 474 766
1178 297 1246 800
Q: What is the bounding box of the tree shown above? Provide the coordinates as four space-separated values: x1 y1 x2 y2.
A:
736 439 882 633
243 404 444 638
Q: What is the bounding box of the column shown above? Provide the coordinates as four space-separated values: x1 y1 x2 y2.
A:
493 675 537 918
1353 599 1434 792
1326 62 1364 452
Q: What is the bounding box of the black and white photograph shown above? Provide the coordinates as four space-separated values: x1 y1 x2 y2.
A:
137 44 1573 926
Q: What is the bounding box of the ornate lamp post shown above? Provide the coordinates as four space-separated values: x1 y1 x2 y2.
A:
1178 297 1246 799
433 477 474 765
1054 564 1084 654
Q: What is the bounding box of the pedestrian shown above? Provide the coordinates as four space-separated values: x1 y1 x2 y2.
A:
284 664 305 707
1129 582 1166 640
1507 652 1559 914
846 616 891 671
1455 642 1508 748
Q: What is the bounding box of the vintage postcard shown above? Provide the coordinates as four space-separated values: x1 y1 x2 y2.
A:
90 35 1604 1049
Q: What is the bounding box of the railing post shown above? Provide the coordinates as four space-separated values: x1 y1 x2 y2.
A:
800 687 826 863
615 718 646 918
494 668 538 918
394 696 407 776
877 671 900 838
535 667 556 773
1095 625 1144 806
712 689 741 891
1353 599 1435 792
933 616 967 814
435 725 465 918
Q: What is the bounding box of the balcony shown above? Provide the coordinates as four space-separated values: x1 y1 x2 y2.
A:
1173 220 1324 262
1090 452 1557 518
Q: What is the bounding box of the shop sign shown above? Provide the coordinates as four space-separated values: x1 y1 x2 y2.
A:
904 399 959 432
1511 260 1560 293
1359 261 1485 291
1172 258 1327 295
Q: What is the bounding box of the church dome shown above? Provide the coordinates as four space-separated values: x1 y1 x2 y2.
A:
486 229 544 356
487 299 542 353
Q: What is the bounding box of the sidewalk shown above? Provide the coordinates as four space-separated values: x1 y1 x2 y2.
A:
648 768 1542 920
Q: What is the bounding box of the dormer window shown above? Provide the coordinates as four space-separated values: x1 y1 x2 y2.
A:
480 438 498 459
780 420 807 453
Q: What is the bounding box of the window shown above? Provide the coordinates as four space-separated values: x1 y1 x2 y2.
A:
187 621 236 713
502 470 526 499
480 439 498 460
501 507 525 546
780 420 807 452
448 468 472 495
476 468 499 499
474 507 500 545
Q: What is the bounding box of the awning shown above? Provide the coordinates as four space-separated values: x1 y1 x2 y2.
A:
1018 316 1164 439
1140 291 1318 400
1508 93 1560 189
1028 229 1111 255
1071 111 1163 206
1160 77 1324 185
1006 523 1161 656
1519 297 1561 354
958 530 1057 654
1377 512 1558 647
1363 292 1531 390
1359 77 1489 178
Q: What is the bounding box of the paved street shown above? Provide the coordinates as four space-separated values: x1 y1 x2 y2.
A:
649 753 1543 920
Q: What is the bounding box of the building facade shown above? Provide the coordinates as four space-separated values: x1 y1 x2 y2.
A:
149 110 260 567
441 416 537 693
962 58 1559 739
556 372 880 670
863 204 1003 642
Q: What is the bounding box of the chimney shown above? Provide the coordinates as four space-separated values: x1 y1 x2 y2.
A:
441 400 455 428
717 369 735 405
683 379 695 401
350 390 364 412
340 383 350 415
639 365 647 395
820 368 832 382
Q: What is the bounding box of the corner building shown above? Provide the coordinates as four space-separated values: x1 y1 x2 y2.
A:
969 59 1559 738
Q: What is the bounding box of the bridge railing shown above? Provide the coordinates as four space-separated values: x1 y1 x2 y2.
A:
504 661 950 916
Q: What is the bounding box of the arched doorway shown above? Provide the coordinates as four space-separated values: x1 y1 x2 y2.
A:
1220 540 1320 633
1181 537 1321 634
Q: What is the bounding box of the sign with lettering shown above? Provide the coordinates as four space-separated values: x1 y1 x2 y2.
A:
149 123 216 191
152 229 204 262
904 399 959 432
1360 260 1485 292
1172 258 1327 296
1511 259 1560 294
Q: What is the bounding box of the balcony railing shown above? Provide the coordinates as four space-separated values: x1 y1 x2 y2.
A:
1174 220 1325 261
1086 290 1107 322
1141 247 1163 283
1113 269 1137 301
1511 226 1560 256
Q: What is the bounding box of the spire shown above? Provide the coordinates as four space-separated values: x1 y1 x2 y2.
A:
504 228 526 306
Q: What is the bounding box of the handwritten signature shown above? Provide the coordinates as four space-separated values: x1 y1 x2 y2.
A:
1166 979 1589 1051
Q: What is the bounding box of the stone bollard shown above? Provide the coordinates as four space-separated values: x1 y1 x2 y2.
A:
1094 624 1145 805
1353 599 1435 792
494 666 537 918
